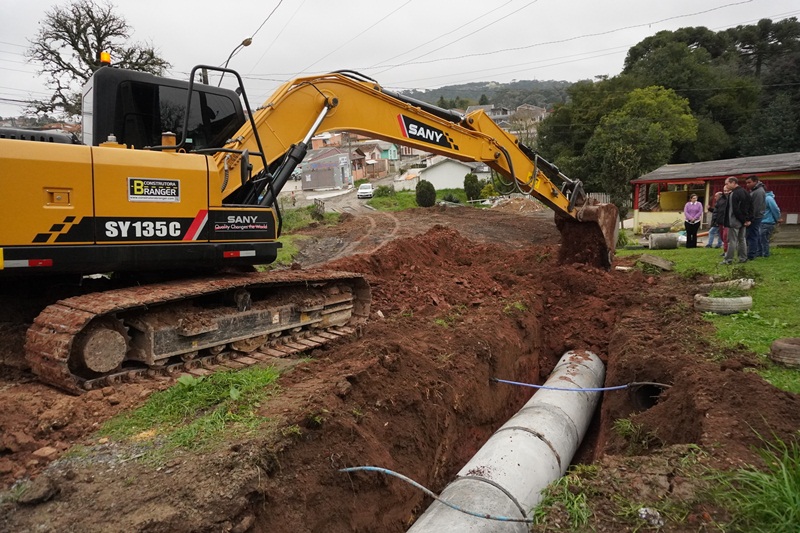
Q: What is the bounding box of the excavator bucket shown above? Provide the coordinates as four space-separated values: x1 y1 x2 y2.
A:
554 200 620 270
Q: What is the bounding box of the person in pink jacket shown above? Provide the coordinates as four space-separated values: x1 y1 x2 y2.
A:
683 194 703 248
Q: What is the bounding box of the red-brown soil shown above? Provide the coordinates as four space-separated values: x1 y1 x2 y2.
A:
1 205 799 532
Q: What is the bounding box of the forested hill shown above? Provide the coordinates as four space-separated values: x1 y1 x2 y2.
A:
398 79 573 110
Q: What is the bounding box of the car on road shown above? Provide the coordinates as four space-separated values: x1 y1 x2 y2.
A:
357 183 374 199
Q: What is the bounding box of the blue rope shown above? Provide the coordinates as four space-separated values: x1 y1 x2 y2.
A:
490 377 629 392
339 466 533 523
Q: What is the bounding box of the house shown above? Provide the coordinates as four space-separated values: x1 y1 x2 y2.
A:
515 103 548 122
352 141 399 178
393 168 422 191
630 152 800 237
298 147 352 191
465 104 511 124
418 157 491 190
310 132 343 150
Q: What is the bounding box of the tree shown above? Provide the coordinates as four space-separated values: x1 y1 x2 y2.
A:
737 93 800 155
508 107 541 147
415 180 436 207
478 94 489 105
728 17 800 78
583 87 697 218
463 173 482 201
26 0 170 116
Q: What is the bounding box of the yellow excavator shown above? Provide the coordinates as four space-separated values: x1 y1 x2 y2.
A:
0 64 618 393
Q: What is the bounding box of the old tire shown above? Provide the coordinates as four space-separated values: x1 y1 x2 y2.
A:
769 338 800 367
693 294 752 314
696 278 756 294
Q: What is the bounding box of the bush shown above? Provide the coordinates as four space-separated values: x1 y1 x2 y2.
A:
480 182 497 199
416 180 436 207
374 185 395 197
441 193 460 203
464 172 482 201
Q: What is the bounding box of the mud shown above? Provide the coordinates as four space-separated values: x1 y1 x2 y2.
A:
1 205 799 532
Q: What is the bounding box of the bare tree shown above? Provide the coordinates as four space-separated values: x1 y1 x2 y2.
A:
26 0 170 116
508 107 543 147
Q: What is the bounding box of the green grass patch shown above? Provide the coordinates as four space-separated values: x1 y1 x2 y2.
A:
436 188 468 203
99 366 280 452
533 464 598 528
280 205 340 232
503 300 528 315
368 190 418 211
433 305 467 328
273 234 309 267
711 435 800 532
617 246 800 391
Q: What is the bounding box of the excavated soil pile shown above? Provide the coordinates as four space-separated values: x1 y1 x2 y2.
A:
2 209 799 532
490 196 545 214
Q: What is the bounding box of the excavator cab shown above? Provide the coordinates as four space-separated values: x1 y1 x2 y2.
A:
81 67 246 150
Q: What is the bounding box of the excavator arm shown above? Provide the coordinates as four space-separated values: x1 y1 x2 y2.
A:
216 70 618 267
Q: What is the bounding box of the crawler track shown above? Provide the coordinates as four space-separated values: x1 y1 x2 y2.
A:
26 269 370 393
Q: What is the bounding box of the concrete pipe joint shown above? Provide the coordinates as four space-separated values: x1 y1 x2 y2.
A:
408 350 605 532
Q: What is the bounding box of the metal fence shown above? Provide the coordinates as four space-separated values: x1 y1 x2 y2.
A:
587 192 632 208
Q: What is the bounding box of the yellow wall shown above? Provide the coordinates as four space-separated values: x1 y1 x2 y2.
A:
659 191 689 211
632 210 685 234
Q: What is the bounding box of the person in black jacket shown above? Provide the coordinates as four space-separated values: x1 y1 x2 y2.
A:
722 177 751 264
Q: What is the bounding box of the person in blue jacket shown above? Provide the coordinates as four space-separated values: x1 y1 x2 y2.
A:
759 190 781 258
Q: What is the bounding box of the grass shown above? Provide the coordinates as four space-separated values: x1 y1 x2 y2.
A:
532 464 597 529
272 234 309 267
616 245 800 393
254 205 340 269
433 305 467 328
612 417 659 454
503 300 528 315
367 188 485 211
99 366 280 453
712 434 800 532
280 205 340 232
368 190 418 211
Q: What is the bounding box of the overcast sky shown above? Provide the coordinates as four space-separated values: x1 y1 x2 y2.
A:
1 0 799 118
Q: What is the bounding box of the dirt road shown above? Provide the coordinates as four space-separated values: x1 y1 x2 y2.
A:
2 200 799 532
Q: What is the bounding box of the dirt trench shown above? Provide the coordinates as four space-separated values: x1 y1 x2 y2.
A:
2 205 800 532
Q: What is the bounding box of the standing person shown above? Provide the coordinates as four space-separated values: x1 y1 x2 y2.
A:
683 193 703 248
723 177 750 264
291 190 296 207
705 191 724 248
720 186 731 255
744 175 765 260
759 190 781 258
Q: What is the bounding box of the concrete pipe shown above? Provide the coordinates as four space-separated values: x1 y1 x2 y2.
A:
408 350 605 533
648 233 678 250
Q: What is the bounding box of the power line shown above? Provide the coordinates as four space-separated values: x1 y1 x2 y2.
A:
0 40 26 49
294 0 414 77
367 0 514 71
370 0 757 71
373 0 541 77
247 0 308 75
250 0 286 40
